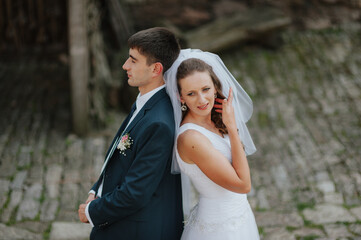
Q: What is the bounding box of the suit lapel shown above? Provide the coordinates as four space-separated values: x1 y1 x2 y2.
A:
103 103 137 160
124 88 167 134
102 88 166 166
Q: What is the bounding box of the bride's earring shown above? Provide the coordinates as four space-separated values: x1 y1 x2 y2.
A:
181 102 187 112
214 93 217 99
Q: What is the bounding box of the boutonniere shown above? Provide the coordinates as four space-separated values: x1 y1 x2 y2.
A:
117 133 133 156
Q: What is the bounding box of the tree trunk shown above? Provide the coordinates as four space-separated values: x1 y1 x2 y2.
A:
106 0 134 46
68 0 89 136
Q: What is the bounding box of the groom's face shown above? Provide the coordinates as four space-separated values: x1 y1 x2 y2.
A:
122 48 154 89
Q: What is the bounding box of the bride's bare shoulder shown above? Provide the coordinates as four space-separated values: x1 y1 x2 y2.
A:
178 129 210 149
177 129 212 164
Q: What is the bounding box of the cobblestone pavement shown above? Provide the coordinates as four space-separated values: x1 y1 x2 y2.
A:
0 24 360 240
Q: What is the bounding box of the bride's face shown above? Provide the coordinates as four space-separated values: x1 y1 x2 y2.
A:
179 71 217 117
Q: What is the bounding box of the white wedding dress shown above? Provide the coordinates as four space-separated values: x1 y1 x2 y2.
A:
176 123 260 240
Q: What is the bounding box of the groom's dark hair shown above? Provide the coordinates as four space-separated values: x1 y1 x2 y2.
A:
128 27 180 73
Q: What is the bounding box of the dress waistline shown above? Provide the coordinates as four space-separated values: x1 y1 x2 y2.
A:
196 194 249 220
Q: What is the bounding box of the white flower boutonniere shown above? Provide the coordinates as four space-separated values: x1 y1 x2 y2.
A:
117 133 133 156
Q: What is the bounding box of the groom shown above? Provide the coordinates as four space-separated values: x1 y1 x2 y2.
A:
78 27 183 239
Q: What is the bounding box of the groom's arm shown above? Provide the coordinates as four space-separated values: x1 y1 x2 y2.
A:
87 121 174 228
89 181 98 194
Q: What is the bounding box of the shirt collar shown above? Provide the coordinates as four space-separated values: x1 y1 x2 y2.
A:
136 85 165 111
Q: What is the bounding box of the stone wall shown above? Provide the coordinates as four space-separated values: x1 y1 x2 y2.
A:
123 0 361 30
1 24 360 239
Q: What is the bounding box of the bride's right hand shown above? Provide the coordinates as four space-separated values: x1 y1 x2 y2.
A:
215 88 237 132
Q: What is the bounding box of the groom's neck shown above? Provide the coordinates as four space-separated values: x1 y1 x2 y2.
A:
138 77 165 96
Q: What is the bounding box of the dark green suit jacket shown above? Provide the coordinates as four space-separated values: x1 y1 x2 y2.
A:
89 88 183 240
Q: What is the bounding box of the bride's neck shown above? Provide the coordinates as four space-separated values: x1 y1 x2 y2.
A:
183 113 215 129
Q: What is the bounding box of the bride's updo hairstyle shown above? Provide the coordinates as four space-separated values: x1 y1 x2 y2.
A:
176 58 228 135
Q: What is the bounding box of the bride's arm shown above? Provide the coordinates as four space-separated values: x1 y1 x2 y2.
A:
218 88 251 193
177 129 251 194
228 127 251 193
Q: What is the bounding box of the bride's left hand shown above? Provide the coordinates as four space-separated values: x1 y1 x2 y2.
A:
214 88 237 131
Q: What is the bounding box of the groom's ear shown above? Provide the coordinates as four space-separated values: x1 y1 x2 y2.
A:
152 62 163 77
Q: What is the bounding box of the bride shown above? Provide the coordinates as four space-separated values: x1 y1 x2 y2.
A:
165 49 260 239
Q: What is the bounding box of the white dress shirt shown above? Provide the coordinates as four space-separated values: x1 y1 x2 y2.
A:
85 85 165 227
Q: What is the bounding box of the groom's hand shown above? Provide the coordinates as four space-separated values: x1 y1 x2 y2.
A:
86 193 96 204
78 204 89 223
